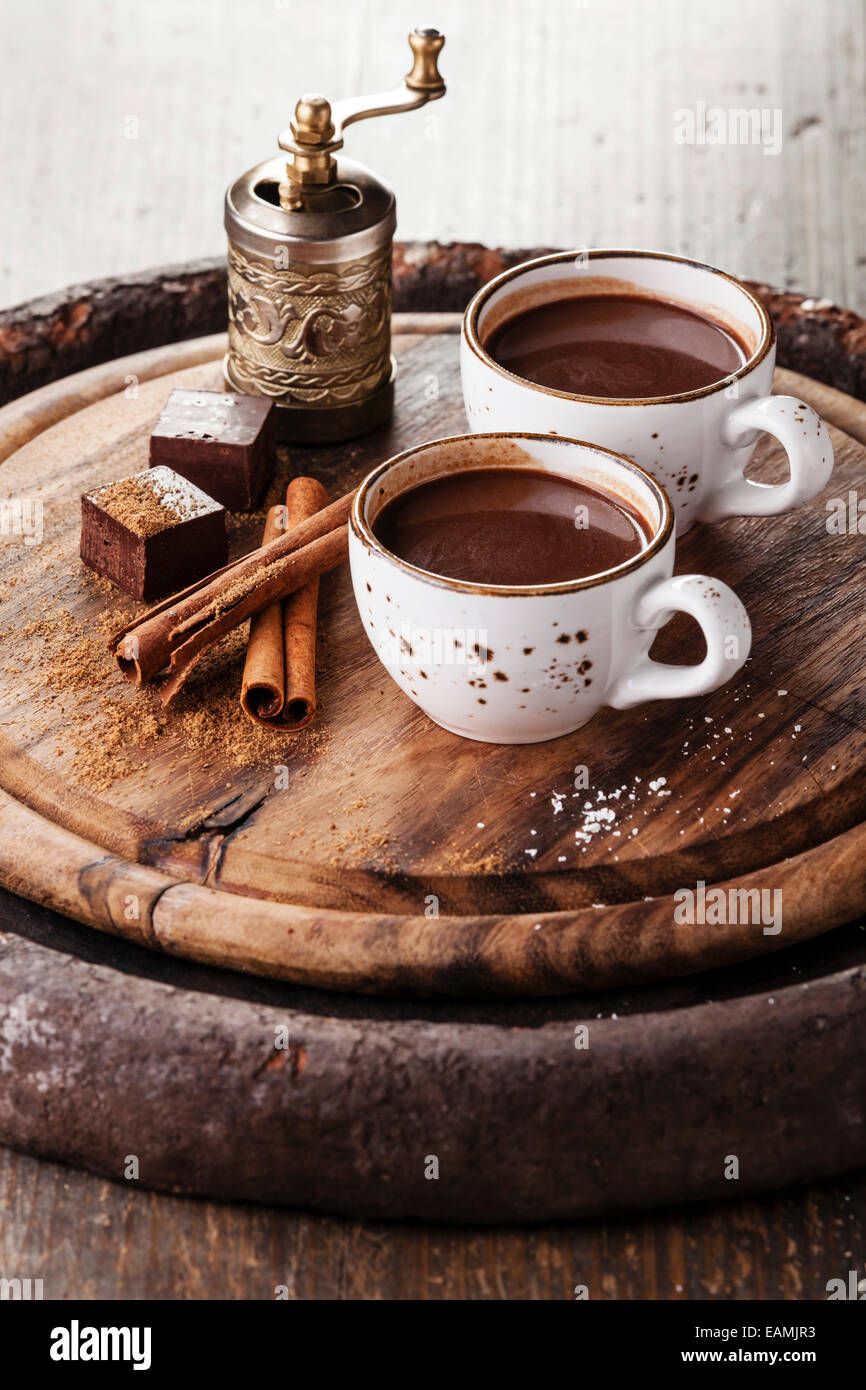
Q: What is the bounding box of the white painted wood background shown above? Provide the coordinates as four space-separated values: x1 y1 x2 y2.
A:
1 0 864 311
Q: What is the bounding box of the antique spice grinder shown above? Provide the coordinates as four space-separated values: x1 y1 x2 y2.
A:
224 28 446 443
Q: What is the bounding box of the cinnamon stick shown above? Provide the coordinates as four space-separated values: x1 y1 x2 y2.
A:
240 505 289 723
110 488 353 704
239 478 329 729
282 477 329 730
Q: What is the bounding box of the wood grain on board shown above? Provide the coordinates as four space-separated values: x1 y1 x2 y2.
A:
0 321 865 995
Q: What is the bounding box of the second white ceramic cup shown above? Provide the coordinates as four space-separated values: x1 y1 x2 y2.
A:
461 250 834 535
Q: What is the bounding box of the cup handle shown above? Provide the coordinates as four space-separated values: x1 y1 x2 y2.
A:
697 394 833 523
606 574 751 709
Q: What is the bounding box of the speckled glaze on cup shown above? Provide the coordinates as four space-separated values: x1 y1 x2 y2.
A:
349 433 752 744
462 250 834 535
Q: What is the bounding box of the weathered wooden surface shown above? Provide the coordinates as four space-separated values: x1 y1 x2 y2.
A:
2 1141 864 1300
0 324 865 996
2 0 865 317
2 880 865 1221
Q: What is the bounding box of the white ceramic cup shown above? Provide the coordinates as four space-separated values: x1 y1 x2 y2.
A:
349 432 752 744
461 250 834 535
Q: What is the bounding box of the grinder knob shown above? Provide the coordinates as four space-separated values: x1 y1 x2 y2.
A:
405 28 446 93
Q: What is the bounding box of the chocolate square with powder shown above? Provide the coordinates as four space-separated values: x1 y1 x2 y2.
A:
149 388 275 511
81 465 228 600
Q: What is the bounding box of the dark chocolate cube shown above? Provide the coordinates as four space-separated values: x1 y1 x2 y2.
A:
81 466 228 600
149 388 275 511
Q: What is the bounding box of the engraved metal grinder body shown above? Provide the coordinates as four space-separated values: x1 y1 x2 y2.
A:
224 28 446 443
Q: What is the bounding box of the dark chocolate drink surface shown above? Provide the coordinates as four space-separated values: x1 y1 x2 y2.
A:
374 468 651 586
486 293 747 399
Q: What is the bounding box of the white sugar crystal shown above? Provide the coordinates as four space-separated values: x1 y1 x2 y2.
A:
146 465 221 517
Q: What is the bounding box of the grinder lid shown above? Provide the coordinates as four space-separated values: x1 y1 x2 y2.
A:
225 156 396 263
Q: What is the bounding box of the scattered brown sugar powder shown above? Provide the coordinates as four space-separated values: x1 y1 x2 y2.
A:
9 587 291 793
93 468 217 537
1 450 309 798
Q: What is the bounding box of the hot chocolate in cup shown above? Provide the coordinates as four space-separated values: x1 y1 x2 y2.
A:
349 432 752 745
461 250 834 535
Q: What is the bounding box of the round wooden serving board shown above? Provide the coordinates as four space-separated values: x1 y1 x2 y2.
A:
0 255 865 1220
1 318 865 997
